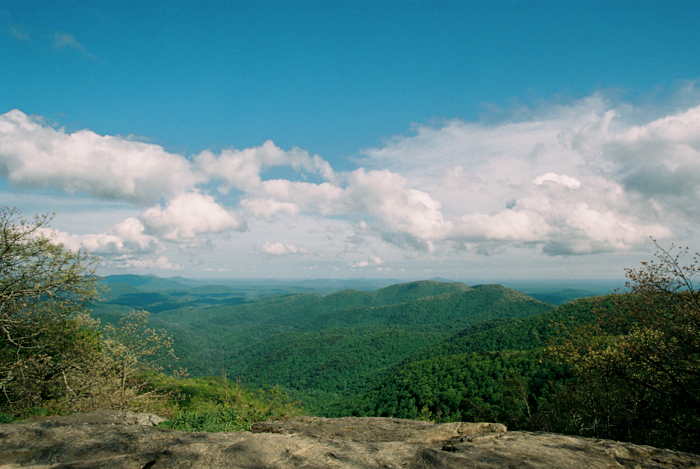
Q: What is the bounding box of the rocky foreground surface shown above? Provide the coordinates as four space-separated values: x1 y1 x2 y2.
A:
1 411 699 468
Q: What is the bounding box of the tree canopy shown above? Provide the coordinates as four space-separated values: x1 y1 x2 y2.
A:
0 207 176 415
0 207 102 412
547 241 700 452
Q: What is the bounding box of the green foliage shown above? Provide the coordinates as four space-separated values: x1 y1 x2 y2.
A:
74 310 183 414
160 408 251 432
411 295 605 362
332 350 569 429
0 206 101 414
92 278 553 405
231 327 448 413
0 207 186 417
214 284 552 412
317 293 614 433
0 407 51 424
156 374 300 432
547 242 700 453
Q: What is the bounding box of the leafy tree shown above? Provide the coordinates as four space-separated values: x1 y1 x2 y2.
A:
99 310 180 412
548 241 700 452
0 207 177 416
0 207 100 413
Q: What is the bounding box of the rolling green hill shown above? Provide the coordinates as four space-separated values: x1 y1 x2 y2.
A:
406 295 606 362
325 295 609 423
221 284 553 406
91 276 557 411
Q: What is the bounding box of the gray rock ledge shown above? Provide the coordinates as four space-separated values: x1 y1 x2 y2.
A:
1 410 698 468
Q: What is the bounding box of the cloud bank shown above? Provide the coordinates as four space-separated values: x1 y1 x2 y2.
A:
0 110 200 203
141 192 246 245
2 94 700 272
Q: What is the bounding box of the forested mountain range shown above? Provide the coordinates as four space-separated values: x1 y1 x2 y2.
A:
88 272 700 453
90 275 593 412
326 296 605 421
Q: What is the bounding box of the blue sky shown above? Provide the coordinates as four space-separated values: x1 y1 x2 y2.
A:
2 0 700 281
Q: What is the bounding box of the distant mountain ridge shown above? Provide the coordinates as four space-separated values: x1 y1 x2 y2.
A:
100 274 188 292
224 283 553 409
91 274 604 413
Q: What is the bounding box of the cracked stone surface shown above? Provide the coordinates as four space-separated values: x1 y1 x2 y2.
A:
1 411 699 468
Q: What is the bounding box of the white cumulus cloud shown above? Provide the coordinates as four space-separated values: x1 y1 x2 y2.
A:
360 95 697 255
261 241 314 256
352 254 384 268
574 105 700 221
43 217 160 255
196 140 336 194
40 218 182 271
343 169 451 247
140 192 246 244
6 92 700 274
0 110 201 204
533 172 581 189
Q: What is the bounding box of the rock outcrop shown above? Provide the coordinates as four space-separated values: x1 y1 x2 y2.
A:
1 411 699 468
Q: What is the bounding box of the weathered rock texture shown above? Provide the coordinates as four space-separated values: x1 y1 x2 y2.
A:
1 411 699 468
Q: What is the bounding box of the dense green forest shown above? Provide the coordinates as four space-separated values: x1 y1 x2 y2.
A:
91 277 554 411
86 268 700 453
89 275 578 422
324 296 603 421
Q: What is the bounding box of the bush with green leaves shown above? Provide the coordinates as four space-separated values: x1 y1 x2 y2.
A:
547 241 700 453
0 207 178 416
0 207 101 414
156 375 300 432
